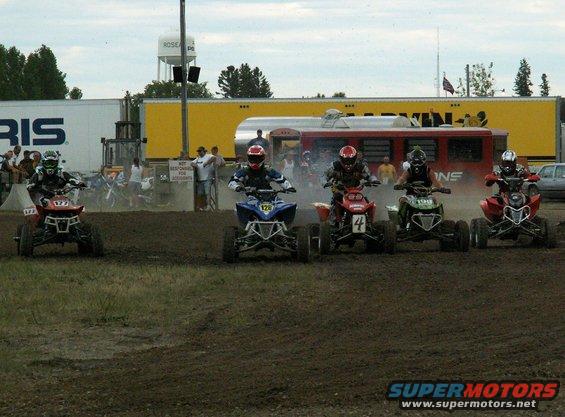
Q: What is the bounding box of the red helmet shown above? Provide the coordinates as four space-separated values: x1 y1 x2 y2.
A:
247 145 266 170
339 145 358 172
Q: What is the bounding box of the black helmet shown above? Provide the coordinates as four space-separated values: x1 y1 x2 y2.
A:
500 150 517 175
408 147 427 174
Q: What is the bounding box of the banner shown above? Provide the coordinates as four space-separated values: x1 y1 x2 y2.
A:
168 160 193 182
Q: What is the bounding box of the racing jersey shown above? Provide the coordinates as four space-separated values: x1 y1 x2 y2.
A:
325 160 375 188
485 165 534 194
228 165 292 191
27 166 82 198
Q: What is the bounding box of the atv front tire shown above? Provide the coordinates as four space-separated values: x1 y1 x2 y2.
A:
19 224 34 257
474 218 489 249
455 220 470 252
222 226 239 263
439 220 455 251
536 217 557 249
90 225 104 257
295 226 311 262
318 222 332 255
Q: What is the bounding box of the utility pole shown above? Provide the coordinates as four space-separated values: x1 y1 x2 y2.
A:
436 27 440 97
465 64 470 98
180 0 188 156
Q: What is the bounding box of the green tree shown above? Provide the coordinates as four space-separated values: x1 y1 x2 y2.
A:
470 62 495 97
539 73 550 96
455 77 467 97
513 58 533 96
0 45 26 100
332 92 346 98
22 45 68 99
314 93 326 98
217 63 273 98
68 87 83 99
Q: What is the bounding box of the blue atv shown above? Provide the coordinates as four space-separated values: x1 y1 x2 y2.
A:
222 188 311 263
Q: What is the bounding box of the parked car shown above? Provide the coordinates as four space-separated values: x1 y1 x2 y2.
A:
526 163 565 199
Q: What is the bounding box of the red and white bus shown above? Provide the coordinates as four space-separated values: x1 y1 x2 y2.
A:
269 126 508 187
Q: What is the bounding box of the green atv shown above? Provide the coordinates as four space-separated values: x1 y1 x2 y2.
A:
388 182 470 252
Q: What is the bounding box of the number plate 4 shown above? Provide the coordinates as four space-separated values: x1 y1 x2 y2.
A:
352 214 366 233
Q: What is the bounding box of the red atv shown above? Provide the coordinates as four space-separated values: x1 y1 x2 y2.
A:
470 175 556 248
312 181 396 254
14 186 104 257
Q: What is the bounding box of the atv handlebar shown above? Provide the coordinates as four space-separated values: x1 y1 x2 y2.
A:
323 179 380 190
394 182 451 195
240 187 295 195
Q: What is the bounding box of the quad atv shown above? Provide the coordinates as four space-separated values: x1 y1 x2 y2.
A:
389 182 469 252
14 186 104 257
312 181 396 254
470 176 556 248
222 187 310 263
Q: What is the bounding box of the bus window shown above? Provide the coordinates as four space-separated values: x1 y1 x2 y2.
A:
405 138 437 162
448 137 482 162
311 138 347 162
362 139 393 163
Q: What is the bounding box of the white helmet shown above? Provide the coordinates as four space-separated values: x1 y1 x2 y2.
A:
500 150 517 175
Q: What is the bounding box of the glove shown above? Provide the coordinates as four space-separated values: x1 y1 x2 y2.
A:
235 185 244 192
439 187 451 194
286 187 296 193
393 184 404 190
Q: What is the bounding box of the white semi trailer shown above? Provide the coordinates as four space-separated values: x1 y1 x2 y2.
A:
0 99 124 172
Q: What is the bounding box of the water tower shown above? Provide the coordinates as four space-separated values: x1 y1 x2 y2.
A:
157 30 197 81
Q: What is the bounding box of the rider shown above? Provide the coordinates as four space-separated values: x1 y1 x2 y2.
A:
394 147 447 224
27 150 84 205
228 145 296 193
325 145 378 220
485 150 536 196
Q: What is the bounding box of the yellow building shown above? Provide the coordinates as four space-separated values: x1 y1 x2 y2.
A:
142 97 562 163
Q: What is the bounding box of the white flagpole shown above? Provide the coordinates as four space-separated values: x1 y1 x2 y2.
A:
436 27 440 97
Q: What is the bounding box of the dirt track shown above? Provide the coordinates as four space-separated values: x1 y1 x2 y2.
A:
0 208 563 416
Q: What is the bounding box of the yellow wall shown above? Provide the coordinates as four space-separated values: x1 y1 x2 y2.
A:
144 98 559 159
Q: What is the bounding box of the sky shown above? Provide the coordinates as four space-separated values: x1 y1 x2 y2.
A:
1 0 564 99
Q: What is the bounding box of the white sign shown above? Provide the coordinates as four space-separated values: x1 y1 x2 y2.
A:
169 160 193 182
352 214 367 233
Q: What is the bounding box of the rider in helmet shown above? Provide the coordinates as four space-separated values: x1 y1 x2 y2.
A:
228 145 296 192
325 145 378 220
394 147 447 225
27 150 84 205
485 150 535 195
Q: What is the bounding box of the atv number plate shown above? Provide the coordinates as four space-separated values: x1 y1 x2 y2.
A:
352 214 366 233
260 203 274 214
53 200 70 207
23 207 38 216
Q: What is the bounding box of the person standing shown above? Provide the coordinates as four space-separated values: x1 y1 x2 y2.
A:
211 146 226 168
377 156 397 185
279 151 296 182
191 146 216 211
128 157 143 209
247 129 269 150
18 151 35 178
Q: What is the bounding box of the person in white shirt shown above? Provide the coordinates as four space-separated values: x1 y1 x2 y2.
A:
128 157 143 208
211 146 226 168
191 146 216 211
279 151 296 181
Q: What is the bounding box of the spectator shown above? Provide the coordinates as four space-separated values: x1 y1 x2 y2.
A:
211 146 226 168
18 150 35 177
191 146 216 211
12 145 22 166
32 151 42 171
1 151 18 174
377 156 397 185
279 150 296 182
235 154 246 169
128 157 143 209
178 150 188 160
247 129 269 150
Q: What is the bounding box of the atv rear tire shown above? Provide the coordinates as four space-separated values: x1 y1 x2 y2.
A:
439 220 455 251
19 224 34 257
382 220 396 254
295 226 311 262
470 219 477 248
318 222 332 255
455 220 470 252
474 218 489 249
308 223 319 250
222 226 239 263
